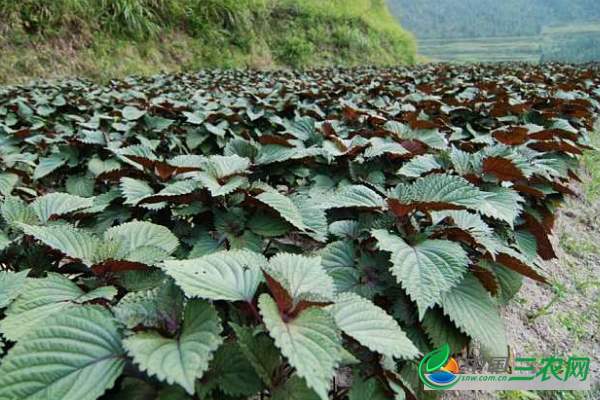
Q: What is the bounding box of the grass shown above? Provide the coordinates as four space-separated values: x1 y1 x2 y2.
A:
581 130 600 200
0 0 416 83
560 234 600 257
526 283 567 321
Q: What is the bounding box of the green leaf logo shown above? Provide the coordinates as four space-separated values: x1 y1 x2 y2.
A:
419 343 459 390
425 343 450 373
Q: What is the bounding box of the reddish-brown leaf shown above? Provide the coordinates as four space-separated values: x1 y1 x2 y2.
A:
13 128 31 139
138 192 199 205
154 161 177 181
509 104 529 114
174 166 202 175
4 167 32 183
492 127 528 145
400 140 427 155
124 155 156 169
327 135 348 152
259 134 293 147
539 207 556 232
568 170 582 183
522 214 556 260
462 174 483 185
367 115 387 125
472 265 500 295
321 121 336 136
97 168 147 182
92 260 148 275
388 198 467 217
492 253 548 283
512 184 545 198
289 300 334 319
550 181 576 196
489 104 510 117
432 227 477 246
482 157 525 181
388 199 415 217
343 106 362 121
263 270 293 314
409 119 439 130
528 141 583 155
529 129 579 142
419 202 465 213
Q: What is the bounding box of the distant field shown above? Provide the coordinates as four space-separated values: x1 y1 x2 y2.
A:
419 36 541 63
418 22 600 63
543 22 600 35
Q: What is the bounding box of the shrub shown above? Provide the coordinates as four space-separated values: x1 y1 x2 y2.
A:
0 64 597 399
276 36 315 67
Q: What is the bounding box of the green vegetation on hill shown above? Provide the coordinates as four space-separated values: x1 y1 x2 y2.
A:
387 0 600 63
417 23 600 64
541 23 600 63
388 0 600 39
0 0 415 84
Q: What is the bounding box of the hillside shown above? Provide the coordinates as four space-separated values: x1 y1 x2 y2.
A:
388 0 600 39
388 0 600 63
0 0 415 84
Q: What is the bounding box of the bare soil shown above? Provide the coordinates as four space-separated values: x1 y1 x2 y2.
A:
444 185 600 400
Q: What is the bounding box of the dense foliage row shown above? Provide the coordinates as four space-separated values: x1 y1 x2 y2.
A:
0 63 598 400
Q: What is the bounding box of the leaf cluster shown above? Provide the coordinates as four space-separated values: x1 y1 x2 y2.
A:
0 63 598 399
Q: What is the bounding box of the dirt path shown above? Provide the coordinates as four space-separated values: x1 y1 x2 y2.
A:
444 181 600 400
